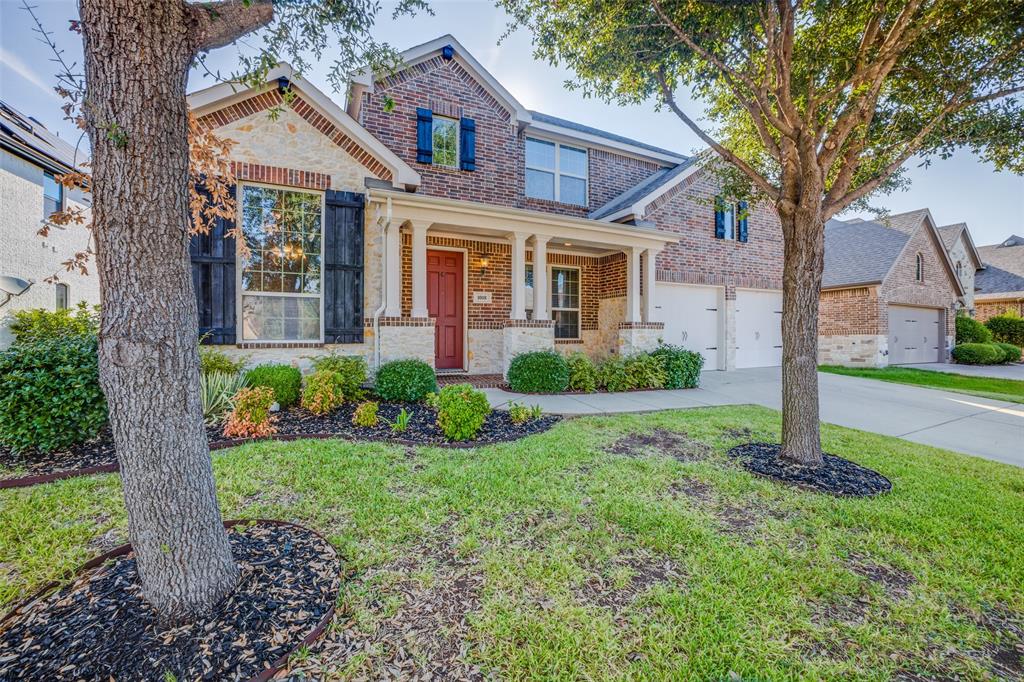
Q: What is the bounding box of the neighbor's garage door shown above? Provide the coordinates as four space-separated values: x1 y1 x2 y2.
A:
735 289 783 368
653 283 723 370
887 305 941 364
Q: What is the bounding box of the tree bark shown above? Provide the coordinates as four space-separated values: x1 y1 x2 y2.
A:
79 0 238 624
777 191 826 466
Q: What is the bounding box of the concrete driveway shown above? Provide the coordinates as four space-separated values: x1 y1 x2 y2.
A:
484 367 1024 467
901 362 1024 380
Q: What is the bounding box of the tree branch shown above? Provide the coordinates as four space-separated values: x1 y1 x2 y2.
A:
188 0 273 52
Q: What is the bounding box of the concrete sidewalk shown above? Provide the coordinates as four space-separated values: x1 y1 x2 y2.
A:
483 367 1024 467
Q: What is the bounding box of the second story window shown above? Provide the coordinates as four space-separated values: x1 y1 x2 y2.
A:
525 138 588 206
43 171 63 219
432 116 458 168
915 253 924 282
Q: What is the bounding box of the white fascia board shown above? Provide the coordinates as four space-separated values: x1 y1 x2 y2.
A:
601 156 707 223
350 34 531 126
187 63 421 189
526 119 688 166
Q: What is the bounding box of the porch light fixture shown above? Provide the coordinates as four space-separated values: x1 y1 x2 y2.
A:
564 242 572 246
479 257 490 277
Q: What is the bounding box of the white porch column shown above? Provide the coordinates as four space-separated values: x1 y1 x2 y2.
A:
410 221 429 318
509 231 528 319
384 219 403 317
625 246 642 323
532 235 550 320
641 248 658 322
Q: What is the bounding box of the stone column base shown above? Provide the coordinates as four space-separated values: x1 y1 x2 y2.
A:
378 317 435 369
617 322 665 355
502 320 555 376
817 334 887 367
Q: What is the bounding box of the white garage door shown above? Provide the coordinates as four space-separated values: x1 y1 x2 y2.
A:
888 306 941 364
653 283 722 370
736 289 783 368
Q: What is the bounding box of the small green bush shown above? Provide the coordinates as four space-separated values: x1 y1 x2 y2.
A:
9 303 99 344
310 353 367 401
507 351 569 393
199 345 247 375
994 342 1022 364
352 401 380 427
302 370 345 415
652 343 705 389
566 352 599 393
952 342 1001 365
244 364 302 408
428 383 491 441
956 315 992 345
598 356 633 392
374 359 437 401
508 401 530 424
201 371 248 424
622 352 667 390
391 408 411 433
0 336 108 454
985 313 1024 347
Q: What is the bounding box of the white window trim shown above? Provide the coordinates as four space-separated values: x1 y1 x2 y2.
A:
432 115 460 169
719 200 737 241
43 170 65 218
526 136 588 206
549 264 581 340
236 181 326 344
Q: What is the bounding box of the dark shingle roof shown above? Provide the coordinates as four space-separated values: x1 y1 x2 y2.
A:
979 237 1024 277
528 110 686 160
879 208 929 235
0 100 81 171
976 264 1024 295
822 218 910 288
588 157 700 220
937 223 965 249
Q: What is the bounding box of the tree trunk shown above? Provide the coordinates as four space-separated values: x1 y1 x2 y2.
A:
777 195 826 466
79 0 238 624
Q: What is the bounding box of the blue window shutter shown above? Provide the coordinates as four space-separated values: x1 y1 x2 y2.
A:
416 108 433 164
714 196 726 239
459 117 476 171
737 200 749 242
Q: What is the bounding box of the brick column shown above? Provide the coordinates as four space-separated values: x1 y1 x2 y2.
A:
510 231 528 320
410 221 429 318
533 235 550 320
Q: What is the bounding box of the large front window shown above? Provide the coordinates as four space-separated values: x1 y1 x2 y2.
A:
551 266 580 339
525 138 588 206
239 185 323 342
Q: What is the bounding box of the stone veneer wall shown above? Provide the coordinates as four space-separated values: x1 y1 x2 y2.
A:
817 334 888 367
378 318 435 368
617 323 664 355
502 321 555 375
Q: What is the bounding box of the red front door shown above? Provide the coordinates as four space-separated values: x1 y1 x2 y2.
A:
427 249 464 369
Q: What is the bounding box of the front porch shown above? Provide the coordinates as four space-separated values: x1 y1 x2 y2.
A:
369 190 677 375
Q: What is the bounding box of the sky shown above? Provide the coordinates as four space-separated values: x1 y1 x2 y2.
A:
2 0 1021 246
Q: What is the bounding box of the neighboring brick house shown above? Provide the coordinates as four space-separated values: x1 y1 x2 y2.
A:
975 235 1024 320
0 100 95 349
818 211 964 367
936 222 985 315
186 35 788 376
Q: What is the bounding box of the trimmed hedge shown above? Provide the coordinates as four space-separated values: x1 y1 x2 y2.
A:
994 342 1022 364
0 336 108 454
374 359 437 402
428 383 491 441
507 351 569 393
244 364 302 408
952 342 1002 365
955 315 992 344
652 343 705 388
985 314 1024 347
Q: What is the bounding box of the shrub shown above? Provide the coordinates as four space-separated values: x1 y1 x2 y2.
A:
391 408 411 433
199 345 247 375
598 356 633 392
310 353 367 401
244 364 301 408
374 359 437 402
652 343 705 389
952 342 1001 365
985 313 1024 347
222 386 276 439
9 303 99 344
955 315 992 344
507 351 569 393
429 383 491 441
0 336 107 454
508 401 530 424
566 352 599 393
622 352 667 390
994 342 1022 364
302 370 345 415
352 401 380 427
201 371 248 424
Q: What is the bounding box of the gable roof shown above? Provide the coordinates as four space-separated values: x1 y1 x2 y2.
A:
879 208 931 234
823 219 910 288
937 222 985 270
979 236 1024 277
0 100 82 173
188 64 420 189
589 155 703 221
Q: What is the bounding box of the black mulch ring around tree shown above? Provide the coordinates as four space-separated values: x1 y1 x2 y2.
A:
0 520 340 682
727 443 892 497
0 402 561 488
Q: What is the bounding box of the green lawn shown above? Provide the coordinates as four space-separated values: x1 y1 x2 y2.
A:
820 364 1024 404
2 406 1022 680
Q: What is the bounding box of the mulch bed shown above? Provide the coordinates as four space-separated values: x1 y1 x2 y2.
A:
727 443 892 497
0 520 340 682
0 402 560 489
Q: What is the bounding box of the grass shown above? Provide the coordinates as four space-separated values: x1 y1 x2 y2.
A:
820 364 1024 404
2 406 1023 680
